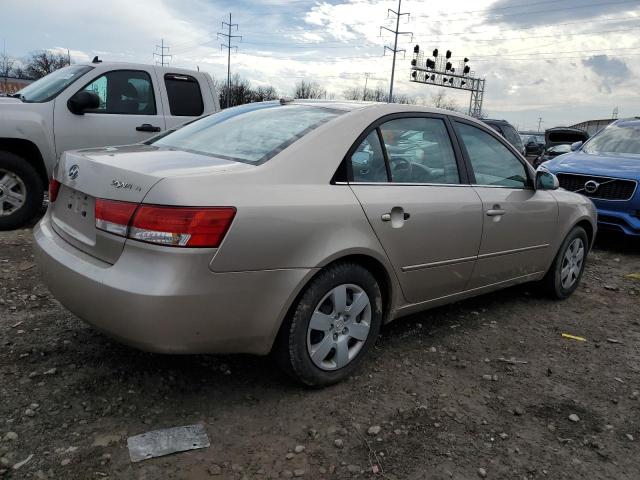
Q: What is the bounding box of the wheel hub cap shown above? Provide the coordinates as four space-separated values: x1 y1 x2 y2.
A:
306 283 372 371
560 238 585 289
0 169 27 217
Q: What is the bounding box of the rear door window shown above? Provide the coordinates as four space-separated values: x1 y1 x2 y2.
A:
164 74 204 116
350 132 389 183
380 117 460 184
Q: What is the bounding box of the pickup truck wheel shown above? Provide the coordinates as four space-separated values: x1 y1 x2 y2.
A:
0 151 44 231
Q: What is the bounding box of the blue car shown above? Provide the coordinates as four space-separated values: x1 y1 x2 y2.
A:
544 118 640 237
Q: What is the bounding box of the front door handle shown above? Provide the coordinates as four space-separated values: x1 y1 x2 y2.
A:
136 124 161 132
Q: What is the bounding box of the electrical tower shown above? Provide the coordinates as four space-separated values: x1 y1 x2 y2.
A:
218 13 242 109
381 0 412 103
154 38 171 66
362 72 371 101
410 46 486 118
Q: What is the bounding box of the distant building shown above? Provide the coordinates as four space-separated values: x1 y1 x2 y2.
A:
569 118 616 137
0 76 33 95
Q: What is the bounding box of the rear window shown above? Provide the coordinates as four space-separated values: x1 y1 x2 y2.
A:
151 104 343 164
502 125 523 150
164 73 204 116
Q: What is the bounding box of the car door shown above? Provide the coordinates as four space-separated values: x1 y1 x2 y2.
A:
452 120 558 289
53 68 166 156
158 72 207 130
349 115 483 304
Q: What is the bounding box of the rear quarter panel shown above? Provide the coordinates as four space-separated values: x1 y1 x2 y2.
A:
550 189 597 254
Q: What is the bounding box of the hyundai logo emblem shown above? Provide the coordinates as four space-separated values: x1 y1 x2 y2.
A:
68 164 79 180
584 180 599 194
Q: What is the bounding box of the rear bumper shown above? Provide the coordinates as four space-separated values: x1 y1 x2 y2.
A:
594 205 640 237
33 215 314 355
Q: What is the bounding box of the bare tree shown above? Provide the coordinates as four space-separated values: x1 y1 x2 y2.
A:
0 53 15 79
23 50 70 79
430 90 459 111
251 85 278 102
293 80 326 99
214 74 279 109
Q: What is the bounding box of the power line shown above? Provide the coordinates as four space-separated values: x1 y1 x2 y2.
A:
381 0 412 102
411 0 638 21
218 12 242 108
154 38 171 66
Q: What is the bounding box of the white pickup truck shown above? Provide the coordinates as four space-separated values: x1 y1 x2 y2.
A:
0 59 220 229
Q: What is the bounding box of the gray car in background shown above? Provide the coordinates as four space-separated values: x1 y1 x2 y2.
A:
33 101 597 386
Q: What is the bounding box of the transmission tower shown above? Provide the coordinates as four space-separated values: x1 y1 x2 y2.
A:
154 38 171 66
381 0 412 103
218 13 242 109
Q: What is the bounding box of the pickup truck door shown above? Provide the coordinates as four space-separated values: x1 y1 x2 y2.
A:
156 71 214 130
53 66 166 156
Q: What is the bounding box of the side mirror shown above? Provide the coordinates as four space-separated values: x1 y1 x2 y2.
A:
67 91 100 115
535 169 559 190
570 141 583 151
352 151 371 167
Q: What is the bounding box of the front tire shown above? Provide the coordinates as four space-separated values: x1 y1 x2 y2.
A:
542 226 588 299
275 263 383 387
0 151 44 231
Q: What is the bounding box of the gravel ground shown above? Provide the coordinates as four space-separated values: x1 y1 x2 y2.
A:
1 228 639 480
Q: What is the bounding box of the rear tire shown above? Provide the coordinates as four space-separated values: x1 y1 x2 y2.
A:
0 151 44 231
274 263 383 387
541 226 588 299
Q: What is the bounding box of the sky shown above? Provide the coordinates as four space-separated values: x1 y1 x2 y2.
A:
2 0 640 130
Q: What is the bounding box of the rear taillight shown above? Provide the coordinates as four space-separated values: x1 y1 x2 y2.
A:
95 199 138 237
48 179 61 203
130 205 236 247
94 199 236 248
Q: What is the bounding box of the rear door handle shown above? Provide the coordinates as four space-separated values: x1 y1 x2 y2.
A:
136 124 161 132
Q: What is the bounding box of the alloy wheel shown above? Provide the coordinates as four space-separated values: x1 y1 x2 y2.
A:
560 238 585 289
0 169 27 217
306 283 372 371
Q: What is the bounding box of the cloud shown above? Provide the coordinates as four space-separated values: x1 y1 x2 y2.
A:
582 54 631 93
2 0 640 130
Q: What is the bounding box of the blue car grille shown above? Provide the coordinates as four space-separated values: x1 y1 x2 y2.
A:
557 173 637 201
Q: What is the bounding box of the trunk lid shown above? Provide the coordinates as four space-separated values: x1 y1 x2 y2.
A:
51 144 249 264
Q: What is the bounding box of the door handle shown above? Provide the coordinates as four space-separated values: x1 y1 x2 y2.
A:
381 208 411 224
486 206 505 216
136 124 161 132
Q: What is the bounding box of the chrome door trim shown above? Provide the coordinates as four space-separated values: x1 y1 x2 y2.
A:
402 255 477 272
342 181 474 187
401 244 549 272
476 243 549 260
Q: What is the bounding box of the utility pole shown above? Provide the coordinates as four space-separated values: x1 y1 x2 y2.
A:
381 0 412 103
362 72 370 101
612 106 619 119
218 13 242 109
154 39 171 66
537 117 543 132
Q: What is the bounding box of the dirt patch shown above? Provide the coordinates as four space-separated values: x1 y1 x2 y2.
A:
1 229 639 479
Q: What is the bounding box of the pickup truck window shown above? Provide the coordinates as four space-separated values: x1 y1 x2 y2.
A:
16 65 93 103
82 70 157 115
164 74 204 116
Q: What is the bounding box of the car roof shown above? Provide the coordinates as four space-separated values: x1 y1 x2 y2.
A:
74 61 203 75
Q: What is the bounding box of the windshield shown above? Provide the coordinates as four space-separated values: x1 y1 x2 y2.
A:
550 144 571 154
152 104 344 164
583 122 640 158
17 65 93 103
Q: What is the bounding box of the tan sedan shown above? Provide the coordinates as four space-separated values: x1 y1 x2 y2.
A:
33 101 596 386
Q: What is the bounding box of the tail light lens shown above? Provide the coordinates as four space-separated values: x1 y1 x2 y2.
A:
94 199 236 248
48 179 61 203
95 199 138 237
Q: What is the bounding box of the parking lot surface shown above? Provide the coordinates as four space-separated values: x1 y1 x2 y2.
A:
1 229 639 479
